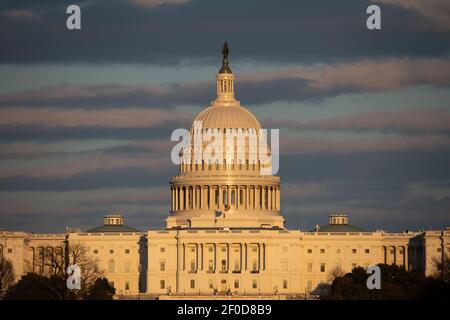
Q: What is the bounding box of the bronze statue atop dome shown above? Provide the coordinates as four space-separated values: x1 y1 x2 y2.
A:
222 42 229 59
219 41 232 74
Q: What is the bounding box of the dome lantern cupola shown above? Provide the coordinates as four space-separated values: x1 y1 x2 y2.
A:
215 42 236 104
167 43 282 230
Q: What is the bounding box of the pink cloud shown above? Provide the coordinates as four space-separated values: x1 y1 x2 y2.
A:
280 134 450 154
2 9 42 19
282 183 330 200
264 108 450 133
0 107 192 128
132 0 189 8
241 58 450 92
374 0 450 31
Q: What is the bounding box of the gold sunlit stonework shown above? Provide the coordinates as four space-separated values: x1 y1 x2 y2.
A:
1 45 449 299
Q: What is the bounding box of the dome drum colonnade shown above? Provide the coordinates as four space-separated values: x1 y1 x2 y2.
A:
167 43 282 229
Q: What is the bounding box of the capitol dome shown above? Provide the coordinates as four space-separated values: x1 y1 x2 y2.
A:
167 42 283 230
193 104 261 131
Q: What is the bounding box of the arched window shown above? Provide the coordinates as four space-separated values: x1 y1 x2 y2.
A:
215 189 219 208
208 260 214 272
223 189 228 206
108 259 115 273
221 259 227 271
252 260 258 272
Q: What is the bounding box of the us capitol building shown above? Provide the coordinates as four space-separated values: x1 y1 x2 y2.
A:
1 45 449 298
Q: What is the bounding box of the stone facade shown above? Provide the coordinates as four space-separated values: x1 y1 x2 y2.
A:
1 48 449 298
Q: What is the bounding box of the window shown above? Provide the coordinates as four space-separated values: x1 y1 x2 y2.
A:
125 249 130 254
108 259 115 273
282 260 288 271
320 249 325 254
209 246 214 252
93 249 98 254
307 263 312 272
252 279 257 289
233 280 239 289
160 280 165 289
252 260 258 272
221 247 226 252
252 247 257 252
8 248 13 253
307 249 312 254
352 249 357 254
221 259 227 271
234 260 240 271
437 248 442 252
352 263 357 269
125 281 130 291
191 247 195 253
208 280 214 289
109 249 114 254
365 249 370 254
190 260 196 272
320 263 326 273
283 280 288 289
190 280 195 289
208 260 214 271
160 261 166 271
124 262 130 273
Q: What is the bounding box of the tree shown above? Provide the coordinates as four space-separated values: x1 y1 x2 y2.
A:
432 247 450 284
44 242 103 298
3 273 116 300
324 263 450 300
3 242 110 300
85 278 116 300
327 264 345 282
3 273 66 300
0 259 15 297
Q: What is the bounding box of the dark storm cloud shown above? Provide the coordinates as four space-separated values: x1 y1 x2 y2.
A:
0 167 170 191
264 109 450 136
278 149 450 230
2 56 449 108
279 149 450 184
0 122 184 142
0 84 214 109
0 0 449 65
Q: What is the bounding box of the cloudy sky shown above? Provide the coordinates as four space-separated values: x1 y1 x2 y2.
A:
1 0 450 233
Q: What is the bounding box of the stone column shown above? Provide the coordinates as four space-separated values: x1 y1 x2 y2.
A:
256 187 260 210
404 246 408 270
268 188 272 210
244 185 250 210
209 187 213 210
218 186 223 211
261 187 266 210
180 187 185 210
244 243 248 271
276 188 280 211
